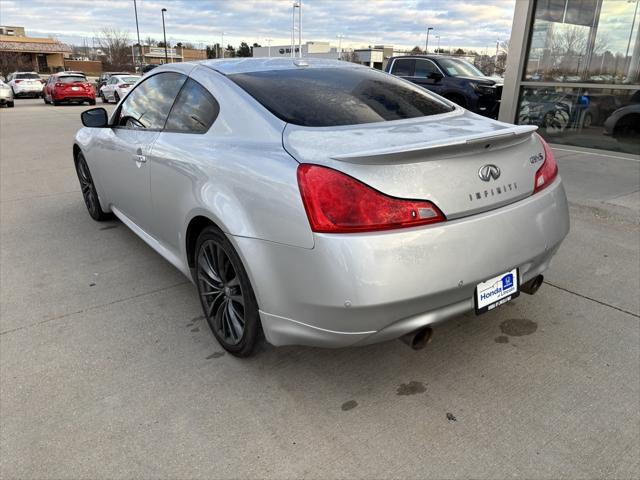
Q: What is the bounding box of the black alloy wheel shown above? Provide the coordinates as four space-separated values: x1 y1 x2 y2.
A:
195 227 260 356
74 152 112 221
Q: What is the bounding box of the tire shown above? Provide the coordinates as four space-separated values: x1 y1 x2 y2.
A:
74 152 112 221
114 92 120 103
53 99 61 106
195 226 261 357
444 93 467 109
43 95 50 104
101 92 108 103
88 99 96 105
7 101 14 108
582 112 592 128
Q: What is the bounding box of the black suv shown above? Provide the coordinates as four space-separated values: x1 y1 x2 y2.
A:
385 55 503 118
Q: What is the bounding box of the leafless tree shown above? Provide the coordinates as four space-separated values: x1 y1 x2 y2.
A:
0 52 33 77
96 27 131 70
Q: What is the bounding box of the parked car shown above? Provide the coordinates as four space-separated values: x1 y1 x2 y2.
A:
0 79 14 107
6 72 44 98
603 100 640 138
43 72 96 105
73 59 569 357
141 64 158 74
96 72 130 91
385 55 503 118
99 74 141 103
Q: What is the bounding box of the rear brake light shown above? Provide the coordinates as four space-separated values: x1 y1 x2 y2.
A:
55 82 63 87
297 164 445 233
121 84 131 88
14 80 22 84
533 134 558 194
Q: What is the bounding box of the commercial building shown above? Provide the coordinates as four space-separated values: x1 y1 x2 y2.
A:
500 0 639 155
138 45 206 65
252 41 340 59
0 25 71 74
352 45 398 70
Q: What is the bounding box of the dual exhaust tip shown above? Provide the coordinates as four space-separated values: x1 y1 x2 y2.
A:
400 275 544 350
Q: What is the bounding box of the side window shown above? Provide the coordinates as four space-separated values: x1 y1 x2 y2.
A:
109 78 117 85
391 59 415 77
116 72 186 130
414 60 439 78
164 78 220 133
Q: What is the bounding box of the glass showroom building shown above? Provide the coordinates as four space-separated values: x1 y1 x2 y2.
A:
500 0 640 155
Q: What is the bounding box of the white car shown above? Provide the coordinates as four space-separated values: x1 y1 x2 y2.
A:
99 75 141 103
0 79 14 107
6 72 44 98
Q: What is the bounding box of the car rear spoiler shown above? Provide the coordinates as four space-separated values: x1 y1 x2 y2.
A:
331 125 538 165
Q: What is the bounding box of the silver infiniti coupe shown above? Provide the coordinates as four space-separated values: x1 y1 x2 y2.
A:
73 58 570 357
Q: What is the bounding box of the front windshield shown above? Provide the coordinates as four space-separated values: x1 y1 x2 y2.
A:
437 58 484 77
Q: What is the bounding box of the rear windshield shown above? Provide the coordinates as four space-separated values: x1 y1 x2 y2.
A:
119 76 140 83
229 67 454 127
57 75 87 83
16 73 40 79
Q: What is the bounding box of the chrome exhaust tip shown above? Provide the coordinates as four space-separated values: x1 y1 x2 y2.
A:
400 327 433 350
521 274 544 295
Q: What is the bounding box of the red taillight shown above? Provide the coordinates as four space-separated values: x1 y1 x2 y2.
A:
55 82 63 87
297 164 445 233
533 134 558 194
14 80 22 84
120 84 131 88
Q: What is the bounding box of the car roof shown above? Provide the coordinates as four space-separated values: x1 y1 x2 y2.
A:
388 55 458 61
198 57 367 75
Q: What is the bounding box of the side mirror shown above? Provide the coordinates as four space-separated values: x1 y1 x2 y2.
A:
428 72 444 81
81 107 109 128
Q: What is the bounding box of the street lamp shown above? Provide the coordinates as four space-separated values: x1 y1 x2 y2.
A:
221 32 225 58
265 38 272 57
161 8 168 64
336 34 345 60
425 27 433 54
291 2 300 58
133 0 142 70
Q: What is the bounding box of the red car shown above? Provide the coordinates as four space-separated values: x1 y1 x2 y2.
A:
43 72 96 106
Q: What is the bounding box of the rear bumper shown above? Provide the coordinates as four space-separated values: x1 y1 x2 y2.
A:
231 177 570 348
12 84 42 96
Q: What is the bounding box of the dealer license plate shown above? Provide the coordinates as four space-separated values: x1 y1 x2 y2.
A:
475 268 519 315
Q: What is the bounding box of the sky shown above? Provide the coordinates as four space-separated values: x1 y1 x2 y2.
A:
0 0 516 52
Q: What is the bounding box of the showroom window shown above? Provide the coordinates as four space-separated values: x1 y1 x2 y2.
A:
516 0 639 155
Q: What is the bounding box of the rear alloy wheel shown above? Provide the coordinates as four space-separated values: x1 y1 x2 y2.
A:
195 227 260 357
101 92 108 103
114 92 120 103
74 152 112 221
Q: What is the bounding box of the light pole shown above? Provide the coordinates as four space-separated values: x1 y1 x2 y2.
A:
221 32 225 58
436 35 440 55
291 2 300 57
265 38 272 57
161 8 168 64
336 34 345 60
133 0 142 70
425 27 433 54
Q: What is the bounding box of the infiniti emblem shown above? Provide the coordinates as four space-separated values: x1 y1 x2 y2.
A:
478 164 501 182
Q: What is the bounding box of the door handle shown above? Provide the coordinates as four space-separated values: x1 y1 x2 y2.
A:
135 148 146 163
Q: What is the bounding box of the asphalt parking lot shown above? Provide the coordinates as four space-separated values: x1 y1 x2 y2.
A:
1 99 639 479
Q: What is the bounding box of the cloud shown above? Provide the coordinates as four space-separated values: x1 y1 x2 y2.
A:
0 0 516 51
